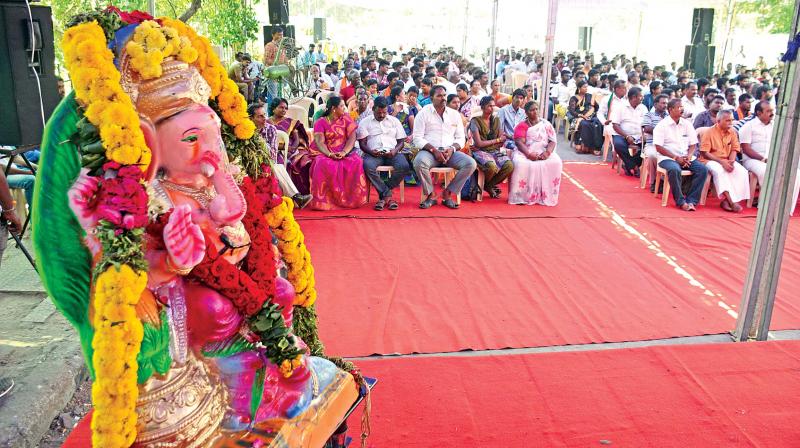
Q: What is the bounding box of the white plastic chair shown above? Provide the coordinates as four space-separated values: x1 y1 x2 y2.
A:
275 130 290 164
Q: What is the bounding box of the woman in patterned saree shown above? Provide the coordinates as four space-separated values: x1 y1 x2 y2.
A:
509 101 562 206
308 95 368 210
469 96 513 198
268 97 312 194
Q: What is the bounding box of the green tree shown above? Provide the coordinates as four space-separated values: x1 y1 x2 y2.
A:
738 0 795 34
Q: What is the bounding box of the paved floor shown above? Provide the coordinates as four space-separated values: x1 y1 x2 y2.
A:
0 235 86 448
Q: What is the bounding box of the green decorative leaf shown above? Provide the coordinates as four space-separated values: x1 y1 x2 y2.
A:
202 335 257 358
33 92 95 377
137 311 172 384
249 367 266 422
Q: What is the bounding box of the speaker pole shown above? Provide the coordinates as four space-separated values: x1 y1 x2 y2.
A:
718 0 736 73
148 0 155 16
634 10 643 58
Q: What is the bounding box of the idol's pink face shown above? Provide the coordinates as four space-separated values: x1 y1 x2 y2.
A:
156 104 224 177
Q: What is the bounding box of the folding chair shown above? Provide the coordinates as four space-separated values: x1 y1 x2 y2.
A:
275 130 290 164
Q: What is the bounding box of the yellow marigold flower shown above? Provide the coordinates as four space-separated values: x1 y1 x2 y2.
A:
109 144 142 165
100 102 135 127
234 121 255 139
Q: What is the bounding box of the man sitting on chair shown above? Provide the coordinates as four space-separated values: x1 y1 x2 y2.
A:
249 103 312 209
611 86 647 177
740 100 800 213
654 98 708 211
412 85 475 209
357 97 411 211
699 109 750 212
642 94 670 192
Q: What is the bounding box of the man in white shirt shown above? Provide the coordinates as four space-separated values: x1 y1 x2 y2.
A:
597 79 628 138
611 87 648 176
739 100 800 213
654 98 708 211
357 97 411 210
681 82 706 121
412 85 475 209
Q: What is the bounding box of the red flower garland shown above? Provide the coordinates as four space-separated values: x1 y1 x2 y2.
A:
187 171 282 317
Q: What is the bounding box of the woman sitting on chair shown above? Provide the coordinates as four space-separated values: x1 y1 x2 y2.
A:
268 97 312 195
490 79 512 108
308 96 368 210
509 101 562 206
568 80 600 154
469 96 514 198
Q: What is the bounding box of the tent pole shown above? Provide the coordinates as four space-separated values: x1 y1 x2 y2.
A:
489 0 498 83
539 0 558 119
462 0 470 58
733 0 800 341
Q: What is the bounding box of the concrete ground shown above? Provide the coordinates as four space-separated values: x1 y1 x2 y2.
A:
0 235 87 448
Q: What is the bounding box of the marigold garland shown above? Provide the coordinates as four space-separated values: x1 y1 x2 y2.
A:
62 19 152 448
160 18 255 140
125 20 198 79
90 265 147 448
266 197 317 308
62 21 151 169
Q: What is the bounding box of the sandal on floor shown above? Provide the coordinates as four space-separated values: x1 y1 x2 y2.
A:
374 199 385 211
419 198 437 209
442 198 459 209
489 188 502 199
387 198 399 210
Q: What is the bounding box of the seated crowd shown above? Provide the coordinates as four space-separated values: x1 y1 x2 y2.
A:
235 38 792 214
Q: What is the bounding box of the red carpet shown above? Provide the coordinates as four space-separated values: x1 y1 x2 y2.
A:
563 162 761 219
563 162 800 331
352 341 800 447
310 215 733 357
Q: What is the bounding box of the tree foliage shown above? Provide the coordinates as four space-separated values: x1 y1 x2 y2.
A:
44 0 261 71
738 0 795 34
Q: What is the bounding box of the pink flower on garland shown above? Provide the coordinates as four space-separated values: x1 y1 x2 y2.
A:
93 162 149 230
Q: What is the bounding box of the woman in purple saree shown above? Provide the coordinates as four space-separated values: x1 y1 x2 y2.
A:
268 98 312 194
308 96 367 210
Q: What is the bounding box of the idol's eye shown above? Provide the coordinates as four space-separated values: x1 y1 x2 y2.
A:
181 134 198 143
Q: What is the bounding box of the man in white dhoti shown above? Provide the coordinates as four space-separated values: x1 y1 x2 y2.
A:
699 109 750 212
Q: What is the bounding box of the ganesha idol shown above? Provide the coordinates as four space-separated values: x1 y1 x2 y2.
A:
33 12 358 448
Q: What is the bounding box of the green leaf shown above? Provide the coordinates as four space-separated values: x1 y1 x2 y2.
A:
136 311 172 384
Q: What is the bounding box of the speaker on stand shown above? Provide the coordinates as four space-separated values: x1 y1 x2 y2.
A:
685 8 715 78
267 0 289 25
0 2 59 146
313 17 327 43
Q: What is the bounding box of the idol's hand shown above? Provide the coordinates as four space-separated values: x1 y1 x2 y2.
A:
67 168 101 230
164 204 206 273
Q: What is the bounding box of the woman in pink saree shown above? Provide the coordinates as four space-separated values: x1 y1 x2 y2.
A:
268 98 312 194
309 95 368 210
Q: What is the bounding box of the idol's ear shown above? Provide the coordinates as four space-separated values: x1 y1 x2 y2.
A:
139 117 159 181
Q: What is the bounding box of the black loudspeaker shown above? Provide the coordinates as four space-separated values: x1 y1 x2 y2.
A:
684 44 715 78
0 3 59 146
263 24 294 43
691 8 714 46
268 0 289 25
578 26 592 52
313 17 326 42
